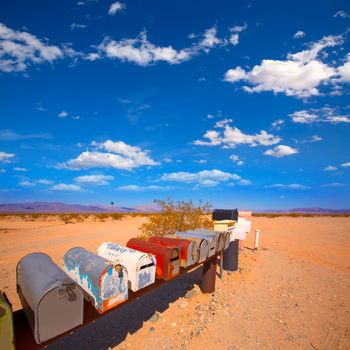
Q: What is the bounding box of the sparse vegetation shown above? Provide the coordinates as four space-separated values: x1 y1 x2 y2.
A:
139 198 213 239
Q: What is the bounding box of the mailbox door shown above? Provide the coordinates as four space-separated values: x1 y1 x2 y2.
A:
0 292 15 350
136 256 156 291
168 249 180 279
185 241 198 267
99 266 128 313
198 241 209 262
37 284 83 343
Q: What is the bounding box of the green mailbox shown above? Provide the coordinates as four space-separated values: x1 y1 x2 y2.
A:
0 290 15 350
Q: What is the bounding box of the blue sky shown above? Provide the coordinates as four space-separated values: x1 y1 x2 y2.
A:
1 0 350 209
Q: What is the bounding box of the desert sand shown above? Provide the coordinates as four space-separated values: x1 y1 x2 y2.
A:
0 215 349 349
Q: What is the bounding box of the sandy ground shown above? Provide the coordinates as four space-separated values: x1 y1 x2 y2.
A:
0 216 349 349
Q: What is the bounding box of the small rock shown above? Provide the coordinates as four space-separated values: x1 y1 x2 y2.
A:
179 301 188 309
149 312 161 323
149 327 155 333
185 289 199 299
172 322 177 327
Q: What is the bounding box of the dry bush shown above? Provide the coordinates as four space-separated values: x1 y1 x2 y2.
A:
139 198 213 239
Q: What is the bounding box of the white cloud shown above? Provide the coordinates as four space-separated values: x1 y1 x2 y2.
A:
0 151 14 162
160 169 244 187
289 107 350 124
70 23 87 30
0 129 52 140
289 110 318 124
108 2 125 16
321 182 344 187
94 26 233 66
267 183 310 190
117 185 169 191
195 159 207 164
0 22 74 73
19 178 52 186
229 154 244 166
334 10 350 18
51 183 82 191
19 180 36 187
239 179 251 186
338 55 350 82
194 119 281 148
223 34 344 98
14 167 27 172
324 166 337 171
37 179 53 185
264 145 298 158
0 169 6 173
341 162 350 168
207 114 215 119
293 31 306 39
58 111 69 118
229 24 247 33
271 119 285 130
58 140 159 170
230 34 239 46
310 135 322 142
74 174 113 185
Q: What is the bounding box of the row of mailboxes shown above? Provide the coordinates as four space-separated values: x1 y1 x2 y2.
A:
14 228 233 345
127 239 180 280
97 242 156 292
63 247 128 314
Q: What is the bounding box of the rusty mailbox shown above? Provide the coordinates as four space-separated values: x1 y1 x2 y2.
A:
0 291 15 350
148 236 198 267
175 231 216 258
194 228 229 250
16 252 84 344
97 242 156 292
63 247 128 314
126 239 180 280
167 234 209 263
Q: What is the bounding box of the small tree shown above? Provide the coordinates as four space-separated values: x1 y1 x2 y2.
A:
139 197 212 239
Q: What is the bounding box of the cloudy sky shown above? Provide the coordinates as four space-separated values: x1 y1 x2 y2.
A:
1 0 350 209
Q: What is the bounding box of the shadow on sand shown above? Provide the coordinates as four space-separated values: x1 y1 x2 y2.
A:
47 267 203 350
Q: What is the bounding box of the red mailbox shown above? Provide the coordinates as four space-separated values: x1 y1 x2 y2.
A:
126 239 180 280
148 236 198 268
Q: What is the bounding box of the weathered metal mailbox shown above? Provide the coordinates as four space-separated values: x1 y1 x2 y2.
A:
126 239 180 280
63 247 128 314
16 252 84 344
175 231 216 257
167 234 209 263
97 242 156 292
0 291 15 350
148 236 198 267
212 208 238 221
194 228 227 251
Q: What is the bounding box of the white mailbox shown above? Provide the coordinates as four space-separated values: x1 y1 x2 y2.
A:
98 242 156 292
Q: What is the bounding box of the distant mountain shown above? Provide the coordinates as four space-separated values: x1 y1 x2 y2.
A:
255 207 350 214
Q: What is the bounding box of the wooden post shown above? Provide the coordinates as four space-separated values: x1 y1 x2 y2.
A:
254 229 260 250
200 255 217 293
223 240 239 272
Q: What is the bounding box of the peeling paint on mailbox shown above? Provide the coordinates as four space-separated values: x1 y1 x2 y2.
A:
63 247 128 314
97 242 156 292
126 239 180 280
147 236 198 267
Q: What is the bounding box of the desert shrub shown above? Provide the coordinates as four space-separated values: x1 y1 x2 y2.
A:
139 198 212 238
109 213 124 220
